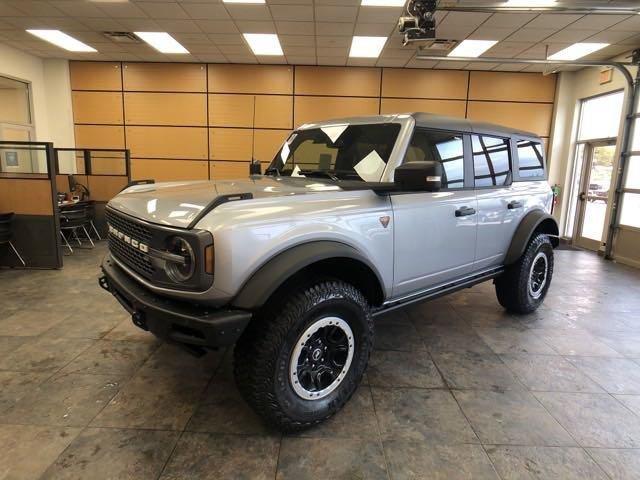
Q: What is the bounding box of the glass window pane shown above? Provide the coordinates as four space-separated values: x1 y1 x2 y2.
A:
625 156 640 190
631 119 640 152
0 76 31 125
472 135 511 187
405 129 464 189
620 193 640 228
578 91 624 141
517 139 544 178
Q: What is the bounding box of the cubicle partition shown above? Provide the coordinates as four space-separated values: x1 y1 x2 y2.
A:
54 147 131 236
0 141 62 269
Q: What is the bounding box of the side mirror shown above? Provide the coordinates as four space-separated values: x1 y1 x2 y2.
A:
394 161 442 192
249 159 262 175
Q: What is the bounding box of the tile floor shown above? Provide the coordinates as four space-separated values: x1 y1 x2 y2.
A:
1 243 640 479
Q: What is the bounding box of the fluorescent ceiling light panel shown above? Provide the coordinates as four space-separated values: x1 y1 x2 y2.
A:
547 42 609 60
26 30 96 52
243 33 283 56
134 32 189 54
361 0 406 6
448 39 497 58
349 36 387 58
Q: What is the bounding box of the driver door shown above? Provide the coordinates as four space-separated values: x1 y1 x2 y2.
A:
391 128 477 298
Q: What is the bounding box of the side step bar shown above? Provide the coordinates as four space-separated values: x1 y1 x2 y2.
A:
373 267 504 317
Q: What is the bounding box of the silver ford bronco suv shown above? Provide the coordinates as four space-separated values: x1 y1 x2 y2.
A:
99 113 558 431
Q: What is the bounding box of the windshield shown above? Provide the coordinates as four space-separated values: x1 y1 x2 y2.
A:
267 123 401 182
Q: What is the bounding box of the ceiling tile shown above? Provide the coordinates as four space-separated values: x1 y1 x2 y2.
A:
469 27 516 41
318 46 349 56
609 16 640 32
181 44 221 55
117 18 162 31
466 62 500 70
566 14 630 31
95 2 148 19
544 29 599 43
283 45 316 56
356 6 402 24
6 1 63 17
437 11 491 29
195 54 228 63
584 29 636 44
276 21 315 35
0 3 25 16
354 23 394 36
269 5 313 21
435 25 477 40
481 13 537 29
181 3 230 20
525 14 583 29
136 2 189 20
76 17 126 31
618 33 640 46
224 54 258 63
316 36 351 48
258 56 287 64
315 22 353 36
172 33 212 44
316 56 347 66
347 57 377 67
485 41 531 58
207 33 245 45
218 44 253 55
279 34 315 46
315 6 358 23
285 56 317 65
4 16 89 30
237 21 277 34
226 5 271 21
49 1 104 18
197 21 239 34
376 57 409 68
492 63 528 72
505 28 557 42
405 59 437 69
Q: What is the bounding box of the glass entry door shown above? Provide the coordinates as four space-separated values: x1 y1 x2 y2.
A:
574 141 616 250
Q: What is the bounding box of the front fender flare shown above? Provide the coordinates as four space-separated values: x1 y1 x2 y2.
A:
504 210 559 265
231 241 384 310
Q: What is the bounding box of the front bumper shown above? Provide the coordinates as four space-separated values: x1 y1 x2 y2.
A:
99 255 252 349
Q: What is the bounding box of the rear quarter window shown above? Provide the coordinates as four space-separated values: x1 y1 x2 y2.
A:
516 139 546 180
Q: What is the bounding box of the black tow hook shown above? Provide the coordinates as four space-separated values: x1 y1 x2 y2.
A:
98 275 110 292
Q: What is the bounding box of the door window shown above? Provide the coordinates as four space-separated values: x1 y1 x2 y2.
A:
472 135 511 187
404 129 464 189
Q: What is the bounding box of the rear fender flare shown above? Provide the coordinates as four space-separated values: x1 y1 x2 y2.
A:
504 210 559 265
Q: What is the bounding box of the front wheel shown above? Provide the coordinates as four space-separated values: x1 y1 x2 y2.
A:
233 279 373 432
495 233 554 314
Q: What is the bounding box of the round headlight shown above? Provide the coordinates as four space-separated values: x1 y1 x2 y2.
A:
165 236 195 282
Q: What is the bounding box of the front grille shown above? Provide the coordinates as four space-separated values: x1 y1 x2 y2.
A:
106 209 155 278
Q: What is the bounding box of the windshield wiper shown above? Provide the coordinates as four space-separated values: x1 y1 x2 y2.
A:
298 170 339 181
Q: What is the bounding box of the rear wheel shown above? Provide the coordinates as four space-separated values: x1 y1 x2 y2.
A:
495 233 554 314
233 279 373 432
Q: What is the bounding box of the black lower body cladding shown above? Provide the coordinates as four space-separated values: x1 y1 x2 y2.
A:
99 255 252 349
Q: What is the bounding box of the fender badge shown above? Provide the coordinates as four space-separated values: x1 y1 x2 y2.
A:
379 215 390 228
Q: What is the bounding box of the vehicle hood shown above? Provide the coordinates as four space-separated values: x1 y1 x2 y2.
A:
107 176 343 229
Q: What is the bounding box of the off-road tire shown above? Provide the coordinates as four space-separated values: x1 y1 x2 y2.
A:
495 233 554 314
233 279 373 433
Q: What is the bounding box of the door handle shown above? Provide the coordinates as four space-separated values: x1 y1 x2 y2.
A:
455 206 476 217
579 192 586 202
507 200 523 210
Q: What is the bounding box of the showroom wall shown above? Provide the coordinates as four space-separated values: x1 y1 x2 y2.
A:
68 61 556 183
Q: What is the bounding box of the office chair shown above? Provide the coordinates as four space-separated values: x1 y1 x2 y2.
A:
59 208 94 254
0 213 26 267
85 202 101 240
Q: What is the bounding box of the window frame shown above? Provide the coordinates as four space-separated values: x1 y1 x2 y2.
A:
401 127 470 191
513 136 548 182
470 133 514 189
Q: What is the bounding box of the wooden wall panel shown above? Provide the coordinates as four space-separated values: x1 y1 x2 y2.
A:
123 63 206 92
0 179 52 215
469 71 556 103
294 96 380 126
69 62 122 91
210 161 250 180
87 176 128 202
90 157 126 176
74 125 125 149
209 128 253 161
295 66 381 97
126 126 208 159
382 69 469 100
209 94 254 127
253 129 290 163
209 65 293 94
124 92 207 126
466 101 554 137
131 159 209 182
72 91 123 124
380 98 467 118
255 95 293 129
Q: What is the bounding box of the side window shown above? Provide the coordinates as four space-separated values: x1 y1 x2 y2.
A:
405 129 464 190
472 135 512 187
516 139 545 179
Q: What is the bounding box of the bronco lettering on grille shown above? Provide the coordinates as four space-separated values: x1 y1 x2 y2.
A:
108 225 149 253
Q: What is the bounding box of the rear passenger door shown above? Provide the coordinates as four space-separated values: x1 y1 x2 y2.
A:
391 128 477 297
472 134 527 269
